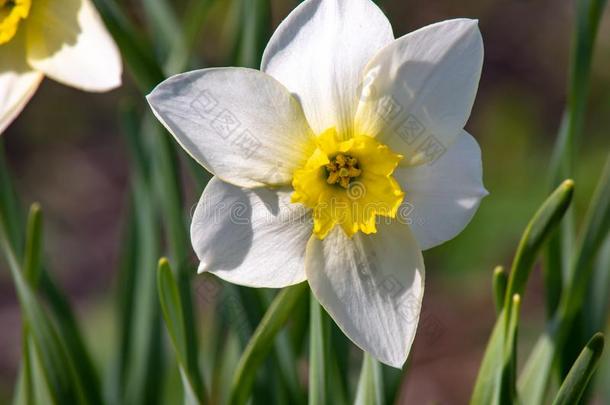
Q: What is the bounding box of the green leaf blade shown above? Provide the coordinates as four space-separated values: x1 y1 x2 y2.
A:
552 333 604 405
157 258 206 405
228 283 308 405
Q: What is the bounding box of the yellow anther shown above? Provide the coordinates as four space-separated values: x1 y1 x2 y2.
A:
325 154 361 189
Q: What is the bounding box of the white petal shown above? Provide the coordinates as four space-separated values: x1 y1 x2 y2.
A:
0 31 44 134
25 0 122 92
306 222 424 368
394 131 488 250
147 67 316 188
261 0 394 136
192 177 312 288
355 19 483 165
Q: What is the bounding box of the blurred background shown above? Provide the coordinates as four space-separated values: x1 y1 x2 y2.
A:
1 0 609 403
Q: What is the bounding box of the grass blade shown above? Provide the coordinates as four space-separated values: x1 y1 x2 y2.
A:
355 354 384 405
493 266 507 315
234 0 271 68
157 258 207 404
116 102 165 405
545 0 609 318
584 235 610 337
308 295 328 405
552 333 604 405
1 214 83 403
22 204 43 286
228 283 308 405
499 295 521 404
0 141 24 255
561 156 610 319
471 180 574 404
518 332 556 405
504 179 574 310
140 0 183 65
25 333 57 405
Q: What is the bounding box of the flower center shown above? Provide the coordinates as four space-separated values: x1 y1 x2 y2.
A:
326 154 361 189
291 128 404 239
0 0 31 45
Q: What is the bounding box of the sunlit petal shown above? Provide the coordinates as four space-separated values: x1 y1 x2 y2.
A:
26 0 122 91
355 19 483 165
306 221 424 368
192 177 312 288
394 131 488 250
262 0 394 137
148 67 316 188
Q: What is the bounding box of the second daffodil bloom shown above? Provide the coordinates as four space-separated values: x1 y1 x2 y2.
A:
148 0 487 367
0 0 122 133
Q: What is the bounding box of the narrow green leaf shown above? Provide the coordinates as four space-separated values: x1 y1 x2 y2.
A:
234 0 271 68
212 331 241 405
108 197 138 404
122 178 164 405
518 330 556 404
472 181 574 405
381 366 403 405
355 354 384 405
0 215 83 403
22 203 43 286
585 235 610 336
116 102 165 405
148 117 190 270
308 295 328 405
253 290 306 405
0 187 102 402
322 318 351 405
12 332 33 405
228 283 308 405
499 295 521 405
520 160 610 403
561 156 610 320
146 112 205 405
549 0 608 187
40 270 103 405
470 312 505 404
504 179 574 313
550 156 610 379
545 0 608 319
0 141 24 254
140 0 183 66
25 208 103 405
222 285 305 403
167 0 214 74
552 333 604 405
26 334 57 405
492 266 507 315
272 327 305 405
157 258 206 405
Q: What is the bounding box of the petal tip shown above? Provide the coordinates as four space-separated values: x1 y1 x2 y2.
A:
197 262 208 274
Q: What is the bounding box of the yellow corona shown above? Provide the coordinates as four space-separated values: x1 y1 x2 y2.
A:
0 0 31 45
292 128 405 239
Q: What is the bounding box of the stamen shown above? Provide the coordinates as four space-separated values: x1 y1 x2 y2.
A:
325 153 361 188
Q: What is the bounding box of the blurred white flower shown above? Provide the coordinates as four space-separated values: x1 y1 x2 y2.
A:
148 0 487 367
0 0 122 133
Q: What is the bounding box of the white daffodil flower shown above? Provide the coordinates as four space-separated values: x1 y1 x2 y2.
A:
0 0 122 133
148 0 487 367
